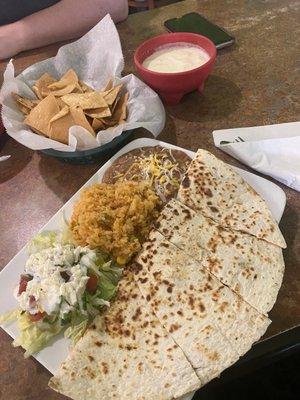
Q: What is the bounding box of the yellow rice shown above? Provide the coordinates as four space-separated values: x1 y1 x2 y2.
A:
70 182 160 263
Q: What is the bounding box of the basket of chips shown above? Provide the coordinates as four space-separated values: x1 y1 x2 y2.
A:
0 15 165 163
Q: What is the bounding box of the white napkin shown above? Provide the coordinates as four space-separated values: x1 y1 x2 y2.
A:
213 122 300 191
0 14 165 152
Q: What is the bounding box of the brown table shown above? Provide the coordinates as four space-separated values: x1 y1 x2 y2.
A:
1 0 299 398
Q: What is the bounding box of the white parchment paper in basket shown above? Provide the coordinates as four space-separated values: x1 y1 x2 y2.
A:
0 14 165 152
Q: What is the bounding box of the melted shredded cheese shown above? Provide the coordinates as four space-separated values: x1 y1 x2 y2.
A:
117 149 185 202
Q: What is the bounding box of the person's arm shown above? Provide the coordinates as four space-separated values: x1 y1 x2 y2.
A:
0 0 128 60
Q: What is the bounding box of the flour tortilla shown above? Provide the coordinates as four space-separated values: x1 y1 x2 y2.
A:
49 273 200 400
178 150 286 248
134 230 270 385
155 199 285 315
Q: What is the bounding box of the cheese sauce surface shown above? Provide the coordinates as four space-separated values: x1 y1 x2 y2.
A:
142 43 210 73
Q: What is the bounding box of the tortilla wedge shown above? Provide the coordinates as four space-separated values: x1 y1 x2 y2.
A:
47 69 79 97
49 273 201 400
103 84 123 106
79 80 94 93
155 199 285 314
84 106 111 119
112 92 128 123
134 230 270 385
12 93 40 114
24 94 60 137
48 105 95 144
91 118 105 131
178 149 286 248
61 91 108 110
70 106 95 136
49 106 70 124
103 78 113 92
32 73 57 99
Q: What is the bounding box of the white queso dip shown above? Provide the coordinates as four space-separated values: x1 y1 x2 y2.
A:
142 43 210 73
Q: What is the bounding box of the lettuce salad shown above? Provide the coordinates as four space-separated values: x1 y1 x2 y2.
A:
0 231 122 357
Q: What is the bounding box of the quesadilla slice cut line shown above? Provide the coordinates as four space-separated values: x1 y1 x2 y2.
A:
49 273 201 400
178 149 286 248
155 199 285 315
134 230 270 385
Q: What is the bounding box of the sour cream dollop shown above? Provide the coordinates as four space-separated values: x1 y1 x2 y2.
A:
15 244 93 317
142 43 210 73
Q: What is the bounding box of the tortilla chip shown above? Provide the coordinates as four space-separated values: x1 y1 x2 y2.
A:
48 105 95 144
92 118 105 131
49 106 70 124
112 92 128 123
61 91 108 110
100 93 128 127
72 83 84 93
56 97 67 109
32 73 57 99
103 79 113 92
12 93 40 113
70 106 95 137
48 69 78 90
84 106 111 119
47 69 79 97
24 94 60 137
79 81 94 93
49 83 77 97
48 108 74 144
103 84 123 106
20 71 129 144
100 117 118 127
17 104 31 115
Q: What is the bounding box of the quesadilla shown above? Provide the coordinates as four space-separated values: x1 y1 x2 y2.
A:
49 273 200 400
178 150 286 248
134 230 270 385
155 199 285 314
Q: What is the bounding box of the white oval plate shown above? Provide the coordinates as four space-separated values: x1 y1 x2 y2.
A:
0 138 286 393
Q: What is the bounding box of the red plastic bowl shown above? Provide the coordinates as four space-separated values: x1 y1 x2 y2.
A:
134 33 217 105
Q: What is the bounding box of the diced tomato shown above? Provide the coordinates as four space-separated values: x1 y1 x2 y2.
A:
86 272 98 294
60 271 70 282
18 275 32 295
28 311 45 322
29 295 37 308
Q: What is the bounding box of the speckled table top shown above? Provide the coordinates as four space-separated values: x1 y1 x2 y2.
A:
0 0 300 399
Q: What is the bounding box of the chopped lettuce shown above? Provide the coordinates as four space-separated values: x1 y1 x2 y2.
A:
98 261 123 301
28 231 58 255
2 311 63 358
64 317 89 344
0 309 20 324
